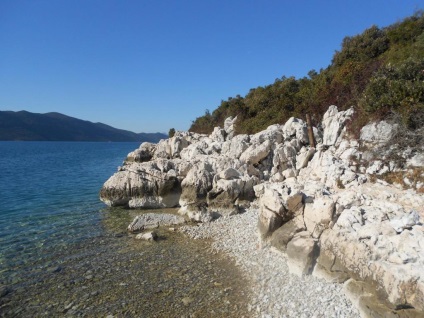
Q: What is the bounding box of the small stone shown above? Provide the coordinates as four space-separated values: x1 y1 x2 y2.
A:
64 302 74 310
135 231 158 241
49 266 62 273
181 297 194 306
0 286 10 298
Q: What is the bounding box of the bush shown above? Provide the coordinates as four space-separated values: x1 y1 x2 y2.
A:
359 58 424 127
332 25 389 66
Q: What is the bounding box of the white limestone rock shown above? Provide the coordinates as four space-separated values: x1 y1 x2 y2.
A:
304 196 335 238
128 213 186 232
360 121 398 145
322 105 354 146
239 139 272 165
295 147 315 170
154 131 203 159
408 153 424 168
135 231 158 241
389 210 421 233
250 124 283 144
126 142 156 163
209 126 226 143
282 117 309 144
178 162 214 215
286 231 318 276
257 206 284 239
224 116 237 140
218 167 241 180
270 215 305 251
221 134 250 159
179 138 221 160
207 177 255 216
100 161 181 208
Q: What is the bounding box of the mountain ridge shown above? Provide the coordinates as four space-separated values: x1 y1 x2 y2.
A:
0 110 167 142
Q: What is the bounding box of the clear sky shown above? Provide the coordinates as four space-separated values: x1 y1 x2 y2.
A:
1 0 422 133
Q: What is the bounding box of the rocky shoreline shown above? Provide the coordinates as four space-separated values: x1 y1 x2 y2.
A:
100 105 424 317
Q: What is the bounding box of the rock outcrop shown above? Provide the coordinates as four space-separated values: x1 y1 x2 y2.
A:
100 114 312 219
100 105 424 317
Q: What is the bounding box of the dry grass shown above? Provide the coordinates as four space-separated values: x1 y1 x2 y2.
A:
370 167 424 192
336 178 345 189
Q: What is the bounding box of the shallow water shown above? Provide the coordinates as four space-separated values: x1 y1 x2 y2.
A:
0 142 251 317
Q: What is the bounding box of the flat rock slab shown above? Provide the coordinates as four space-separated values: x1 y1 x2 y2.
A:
128 213 186 232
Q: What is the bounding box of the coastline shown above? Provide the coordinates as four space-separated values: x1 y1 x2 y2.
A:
99 106 424 317
181 209 360 317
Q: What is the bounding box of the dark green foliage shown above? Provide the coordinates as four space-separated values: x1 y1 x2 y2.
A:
168 128 176 138
359 58 424 128
189 12 424 135
386 11 424 46
332 25 389 66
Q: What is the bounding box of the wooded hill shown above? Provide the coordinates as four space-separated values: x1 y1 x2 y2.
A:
189 12 424 136
0 110 167 142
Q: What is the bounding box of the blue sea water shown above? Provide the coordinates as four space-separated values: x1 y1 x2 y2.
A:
0 141 140 283
0 141 251 317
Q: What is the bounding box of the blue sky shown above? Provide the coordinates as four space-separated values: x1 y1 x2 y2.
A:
0 0 422 133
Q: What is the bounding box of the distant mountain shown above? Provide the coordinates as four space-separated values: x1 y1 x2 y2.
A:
0 110 167 142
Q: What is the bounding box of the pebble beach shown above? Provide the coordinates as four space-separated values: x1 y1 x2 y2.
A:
182 208 361 318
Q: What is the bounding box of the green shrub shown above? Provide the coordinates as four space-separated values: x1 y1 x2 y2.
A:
359 58 424 127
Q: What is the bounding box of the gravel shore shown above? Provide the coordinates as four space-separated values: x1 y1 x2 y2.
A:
181 208 361 318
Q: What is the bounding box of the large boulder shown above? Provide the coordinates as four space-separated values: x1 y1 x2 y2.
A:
206 170 259 216
282 117 309 144
270 215 305 251
100 161 181 208
178 162 214 216
360 121 398 145
221 134 250 159
254 182 305 239
322 105 354 146
286 231 319 276
239 140 272 165
209 127 226 143
270 143 297 180
303 195 335 238
126 142 156 163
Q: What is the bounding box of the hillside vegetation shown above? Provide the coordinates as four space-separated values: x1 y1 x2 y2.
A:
189 11 424 135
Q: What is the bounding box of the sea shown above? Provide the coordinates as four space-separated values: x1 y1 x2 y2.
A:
0 141 250 317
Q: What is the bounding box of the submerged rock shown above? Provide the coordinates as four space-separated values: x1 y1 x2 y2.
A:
135 231 158 241
128 213 186 233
